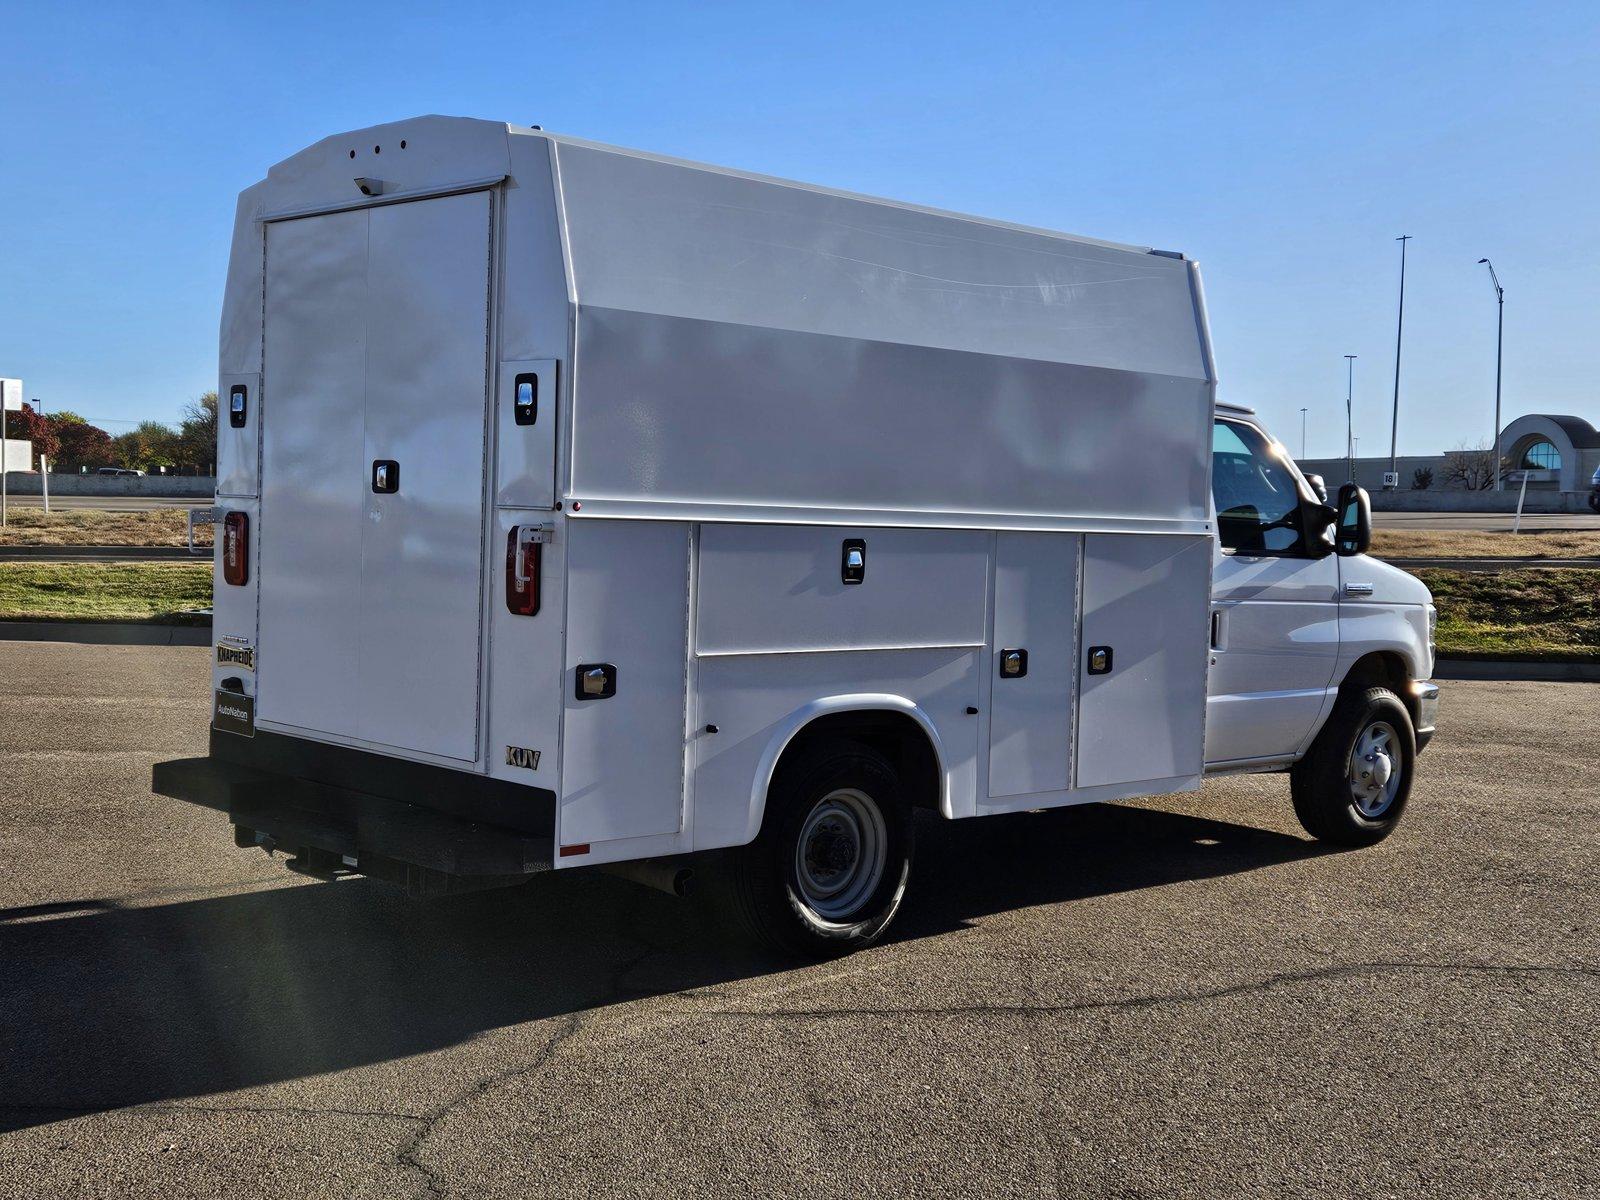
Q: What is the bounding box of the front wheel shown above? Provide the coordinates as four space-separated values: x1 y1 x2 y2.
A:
1291 686 1416 847
723 742 913 957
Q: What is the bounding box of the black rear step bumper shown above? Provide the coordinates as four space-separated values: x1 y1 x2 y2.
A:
153 730 555 890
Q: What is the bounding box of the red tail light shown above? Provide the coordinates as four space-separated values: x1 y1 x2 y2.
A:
506 527 541 615
222 512 249 586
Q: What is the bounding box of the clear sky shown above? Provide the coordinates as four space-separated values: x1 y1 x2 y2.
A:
2 1 1596 458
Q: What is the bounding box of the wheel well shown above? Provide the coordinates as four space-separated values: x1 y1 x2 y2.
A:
1341 651 1414 719
774 711 942 816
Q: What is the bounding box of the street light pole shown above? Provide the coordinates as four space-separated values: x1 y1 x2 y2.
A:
1344 354 1357 482
1300 406 1308 459
1478 258 1504 490
1388 235 1411 487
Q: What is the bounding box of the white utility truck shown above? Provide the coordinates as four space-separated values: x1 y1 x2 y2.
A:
155 117 1439 955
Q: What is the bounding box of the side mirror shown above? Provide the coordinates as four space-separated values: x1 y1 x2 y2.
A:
1335 482 1372 556
1304 473 1329 504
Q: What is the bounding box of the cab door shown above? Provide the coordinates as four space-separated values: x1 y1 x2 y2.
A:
1205 418 1340 765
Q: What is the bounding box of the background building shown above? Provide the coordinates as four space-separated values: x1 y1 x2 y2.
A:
1296 412 1600 509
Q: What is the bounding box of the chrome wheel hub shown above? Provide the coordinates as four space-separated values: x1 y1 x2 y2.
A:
794 788 888 923
1348 720 1401 818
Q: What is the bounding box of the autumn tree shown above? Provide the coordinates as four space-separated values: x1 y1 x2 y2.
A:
2 402 61 464
48 413 115 471
173 392 219 472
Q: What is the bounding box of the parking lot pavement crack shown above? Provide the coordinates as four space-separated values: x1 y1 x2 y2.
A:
392 1012 588 1200
696 961 1600 1023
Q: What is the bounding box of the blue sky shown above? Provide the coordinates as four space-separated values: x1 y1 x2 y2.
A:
2 0 1596 458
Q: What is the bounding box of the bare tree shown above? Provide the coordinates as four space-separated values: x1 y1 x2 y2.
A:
1441 441 1498 491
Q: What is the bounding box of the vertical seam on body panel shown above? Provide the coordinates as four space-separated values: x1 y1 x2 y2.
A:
473 188 499 770
680 523 699 843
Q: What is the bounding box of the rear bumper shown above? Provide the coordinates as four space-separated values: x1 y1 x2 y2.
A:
153 730 555 887
1412 680 1439 753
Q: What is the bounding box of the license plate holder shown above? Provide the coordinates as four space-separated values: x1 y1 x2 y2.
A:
213 690 256 738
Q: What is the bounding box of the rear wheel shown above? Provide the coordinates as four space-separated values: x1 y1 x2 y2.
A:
1291 685 1415 846
725 742 913 957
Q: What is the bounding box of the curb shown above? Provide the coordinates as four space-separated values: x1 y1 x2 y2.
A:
0 621 211 647
1435 657 1600 683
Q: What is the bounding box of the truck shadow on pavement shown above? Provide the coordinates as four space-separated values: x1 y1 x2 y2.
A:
0 801 1329 1133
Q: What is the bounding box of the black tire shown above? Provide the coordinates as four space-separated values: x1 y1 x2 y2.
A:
723 741 913 958
1588 491 1600 514
1291 685 1416 847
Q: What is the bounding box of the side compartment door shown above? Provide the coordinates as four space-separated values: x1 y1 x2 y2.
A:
1076 534 1211 791
985 532 1079 808
1206 419 1340 764
559 520 690 848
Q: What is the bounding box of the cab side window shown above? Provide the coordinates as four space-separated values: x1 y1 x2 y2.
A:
1212 420 1308 555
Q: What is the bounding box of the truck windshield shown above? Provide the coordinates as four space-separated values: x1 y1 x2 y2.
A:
1212 420 1307 555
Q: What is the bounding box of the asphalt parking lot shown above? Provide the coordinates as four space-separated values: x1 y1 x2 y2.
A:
1 643 1595 1199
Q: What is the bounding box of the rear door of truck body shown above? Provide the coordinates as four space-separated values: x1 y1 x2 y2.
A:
256 190 493 763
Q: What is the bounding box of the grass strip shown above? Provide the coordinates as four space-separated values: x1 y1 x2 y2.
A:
0 508 210 548
1414 567 1600 661
1371 529 1600 561
0 562 212 623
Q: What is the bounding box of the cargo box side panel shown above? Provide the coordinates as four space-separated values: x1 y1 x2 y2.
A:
984 532 1080 806
558 520 690 850
695 525 988 655
556 140 1213 532
1075 534 1211 790
692 648 983 852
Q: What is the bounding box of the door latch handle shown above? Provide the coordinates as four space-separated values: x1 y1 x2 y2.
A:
1087 645 1114 675
1344 582 1375 596
514 524 554 588
372 460 399 494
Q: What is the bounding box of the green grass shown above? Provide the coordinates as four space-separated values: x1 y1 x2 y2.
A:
0 562 212 622
1415 568 1600 661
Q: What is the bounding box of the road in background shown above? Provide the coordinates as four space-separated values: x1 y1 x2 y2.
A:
1375 510 1600 531
0 643 1595 1199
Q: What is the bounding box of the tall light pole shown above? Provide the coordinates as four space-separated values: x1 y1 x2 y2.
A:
1478 258 1504 490
1344 354 1357 481
1388 235 1411 487
1299 407 1308 458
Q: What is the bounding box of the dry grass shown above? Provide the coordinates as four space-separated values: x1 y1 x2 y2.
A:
1415 568 1600 660
0 507 209 548
0 562 212 622
1371 529 1600 560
